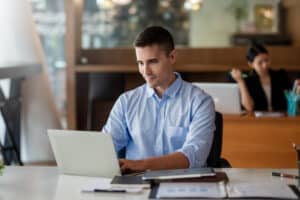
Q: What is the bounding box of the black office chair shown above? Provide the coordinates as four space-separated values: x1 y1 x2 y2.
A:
118 112 231 168
206 112 231 168
87 73 125 130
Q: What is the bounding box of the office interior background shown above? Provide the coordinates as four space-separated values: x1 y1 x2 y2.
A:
0 0 300 167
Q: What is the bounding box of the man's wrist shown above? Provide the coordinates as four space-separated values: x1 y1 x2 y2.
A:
140 159 149 171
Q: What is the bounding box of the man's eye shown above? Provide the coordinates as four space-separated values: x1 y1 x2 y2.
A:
149 60 158 64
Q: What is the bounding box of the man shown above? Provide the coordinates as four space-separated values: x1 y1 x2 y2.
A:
102 26 215 174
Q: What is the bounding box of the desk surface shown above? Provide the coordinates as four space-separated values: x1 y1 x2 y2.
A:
0 166 299 200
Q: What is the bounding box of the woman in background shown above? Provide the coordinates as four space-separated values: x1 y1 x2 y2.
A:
230 43 292 112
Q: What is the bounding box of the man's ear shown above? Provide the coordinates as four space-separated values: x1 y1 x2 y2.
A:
169 49 177 64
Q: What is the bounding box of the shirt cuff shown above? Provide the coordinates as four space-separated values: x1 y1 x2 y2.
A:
176 145 206 168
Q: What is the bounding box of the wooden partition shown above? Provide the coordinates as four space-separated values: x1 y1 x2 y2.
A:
223 115 300 168
78 47 300 72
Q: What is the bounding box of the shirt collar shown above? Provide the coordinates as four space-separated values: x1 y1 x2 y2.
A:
146 72 183 99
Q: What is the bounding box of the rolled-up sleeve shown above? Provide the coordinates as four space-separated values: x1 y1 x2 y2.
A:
102 95 129 152
177 95 215 168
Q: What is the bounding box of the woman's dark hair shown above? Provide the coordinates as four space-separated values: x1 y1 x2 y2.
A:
134 26 174 55
246 42 268 63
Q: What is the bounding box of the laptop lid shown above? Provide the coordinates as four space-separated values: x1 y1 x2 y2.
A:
48 129 121 178
193 83 242 114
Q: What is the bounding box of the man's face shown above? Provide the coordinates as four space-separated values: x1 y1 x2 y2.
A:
135 44 176 90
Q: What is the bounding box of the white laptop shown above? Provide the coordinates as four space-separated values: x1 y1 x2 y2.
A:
193 83 243 114
48 129 121 178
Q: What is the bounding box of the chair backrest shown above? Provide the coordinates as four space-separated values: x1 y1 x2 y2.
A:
87 73 125 129
206 111 223 167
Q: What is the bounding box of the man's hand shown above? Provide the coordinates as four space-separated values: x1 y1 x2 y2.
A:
119 159 147 174
119 152 189 174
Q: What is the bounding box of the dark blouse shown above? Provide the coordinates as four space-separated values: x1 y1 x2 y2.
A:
229 69 292 111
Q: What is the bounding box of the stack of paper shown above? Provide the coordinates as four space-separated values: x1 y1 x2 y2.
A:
156 182 226 199
150 181 299 199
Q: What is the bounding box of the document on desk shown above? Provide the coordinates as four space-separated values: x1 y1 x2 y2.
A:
150 182 299 199
227 182 298 199
254 111 285 117
155 182 227 199
81 177 143 193
81 177 112 191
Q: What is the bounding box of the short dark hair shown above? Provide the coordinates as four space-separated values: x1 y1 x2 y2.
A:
134 26 175 55
246 41 269 62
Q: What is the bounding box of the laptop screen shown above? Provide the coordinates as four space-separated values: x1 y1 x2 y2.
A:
193 83 242 114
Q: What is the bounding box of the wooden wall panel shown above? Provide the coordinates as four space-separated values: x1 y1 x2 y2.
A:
65 0 83 129
80 47 300 71
283 0 300 46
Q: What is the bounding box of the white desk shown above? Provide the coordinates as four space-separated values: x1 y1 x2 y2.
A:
0 166 299 200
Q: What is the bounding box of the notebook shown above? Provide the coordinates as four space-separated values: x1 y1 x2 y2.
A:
142 168 215 181
152 172 228 184
110 175 151 189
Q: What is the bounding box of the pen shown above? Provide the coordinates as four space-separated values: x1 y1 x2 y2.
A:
82 189 126 193
292 79 300 94
242 73 248 78
272 172 300 179
94 189 126 193
82 188 142 193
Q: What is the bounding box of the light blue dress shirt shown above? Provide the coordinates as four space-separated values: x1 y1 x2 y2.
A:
102 73 215 168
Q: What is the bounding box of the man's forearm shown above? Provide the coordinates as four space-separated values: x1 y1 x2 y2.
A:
119 152 190 173
143 152 189 170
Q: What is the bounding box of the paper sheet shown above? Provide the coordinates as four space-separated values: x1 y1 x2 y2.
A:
227 182 298 199
81 177 142 193
157 182 227 198
81 177 112 191
156 181 298 199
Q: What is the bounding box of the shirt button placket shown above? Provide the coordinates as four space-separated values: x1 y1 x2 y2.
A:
158 99 166 155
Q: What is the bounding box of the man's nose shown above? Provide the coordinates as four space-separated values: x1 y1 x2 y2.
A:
144 65 151 75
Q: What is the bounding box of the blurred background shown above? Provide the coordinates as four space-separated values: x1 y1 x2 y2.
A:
0 0 299 167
